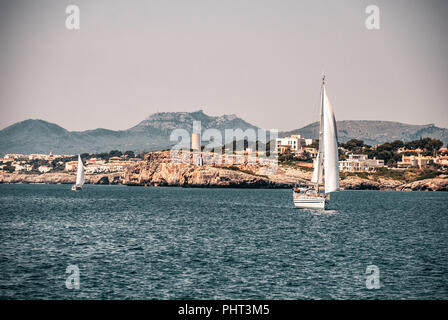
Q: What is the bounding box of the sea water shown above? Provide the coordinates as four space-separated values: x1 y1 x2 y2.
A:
0 184 447 299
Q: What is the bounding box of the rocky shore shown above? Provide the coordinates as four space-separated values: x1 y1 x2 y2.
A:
0 172 122 185
1 151 447 191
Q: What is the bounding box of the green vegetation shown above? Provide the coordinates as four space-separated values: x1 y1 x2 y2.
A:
339 137 445 168
3 165 15 173
124 150 135 158
340 167 442 183
373 167 406 180
413 169 440 181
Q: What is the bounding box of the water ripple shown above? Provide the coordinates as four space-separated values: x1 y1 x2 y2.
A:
0 185 447 299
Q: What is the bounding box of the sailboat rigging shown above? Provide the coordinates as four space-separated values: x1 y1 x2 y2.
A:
293 76 339 209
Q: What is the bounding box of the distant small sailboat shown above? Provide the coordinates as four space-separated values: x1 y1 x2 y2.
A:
71 155 85 191
293 76 339 209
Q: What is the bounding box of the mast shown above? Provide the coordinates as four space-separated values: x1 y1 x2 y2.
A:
316 75 325 192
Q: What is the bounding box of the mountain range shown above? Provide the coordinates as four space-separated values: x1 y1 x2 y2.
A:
0 110 447 155
281 120 448 146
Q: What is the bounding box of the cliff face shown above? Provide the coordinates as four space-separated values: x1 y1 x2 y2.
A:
339 176 403 190
122 152 448 191
122 152 289 188
400 178 448 191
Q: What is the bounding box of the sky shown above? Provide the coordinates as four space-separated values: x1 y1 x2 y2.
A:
0 0 447 131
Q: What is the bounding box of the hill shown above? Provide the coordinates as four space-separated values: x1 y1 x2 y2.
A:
0 111 258 154
281 120 448 146
0 115 446 155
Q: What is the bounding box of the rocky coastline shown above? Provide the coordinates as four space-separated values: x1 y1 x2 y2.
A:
1 151 447 191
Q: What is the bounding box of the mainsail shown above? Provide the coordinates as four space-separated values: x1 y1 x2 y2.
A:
322 86 339 193
293 76 339 209
310 82 339 193
75 155 85 187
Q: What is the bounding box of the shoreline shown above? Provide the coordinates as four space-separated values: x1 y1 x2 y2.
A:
1 172 447 191
0 182 446 193
1 151 447 191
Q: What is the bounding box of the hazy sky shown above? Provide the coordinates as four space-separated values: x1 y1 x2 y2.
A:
0 0 447 131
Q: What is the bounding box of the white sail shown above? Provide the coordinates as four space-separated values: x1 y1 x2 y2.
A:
311 154 322 183
322 86 339 193
75 155 85 186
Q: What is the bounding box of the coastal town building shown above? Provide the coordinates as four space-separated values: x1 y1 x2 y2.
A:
65 156 138 173
38 166 52 173
3 154 23 160
275 135 312 154
397 154 432 169
434 155 448 165
65 161 78 171
303 147 318 158
12 164 26 171
339 154 384 172
397 147 424 154
2 153 70 161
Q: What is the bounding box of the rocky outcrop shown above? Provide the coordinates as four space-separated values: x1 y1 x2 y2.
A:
0 172 123 185
400 178 448 191
339 176 403 190
340 176 381 190
122 152 289 188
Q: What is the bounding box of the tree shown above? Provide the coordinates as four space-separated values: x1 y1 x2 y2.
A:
138 151 146 159
376 143 393 152
404 137 443 152
97 152 110 161
3 165 15 173
124 150 135 158
374 150 396 164
109 150 122 157
338 149 347 161
342 139 365 150
390 140 404 151
301 151 313 162
279 153 295 162
424 138 443 153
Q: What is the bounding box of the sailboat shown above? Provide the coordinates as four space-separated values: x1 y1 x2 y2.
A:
293 76 339 209
71 154 85 191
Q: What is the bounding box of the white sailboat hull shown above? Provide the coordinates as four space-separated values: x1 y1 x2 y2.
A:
71 185 82 191
293 196 325 209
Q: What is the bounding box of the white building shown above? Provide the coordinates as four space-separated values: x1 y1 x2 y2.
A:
4 154 23 160
339 154 385 172
276 135 309 153
86 165 110 174
38 166 52 173
13 164 26 171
